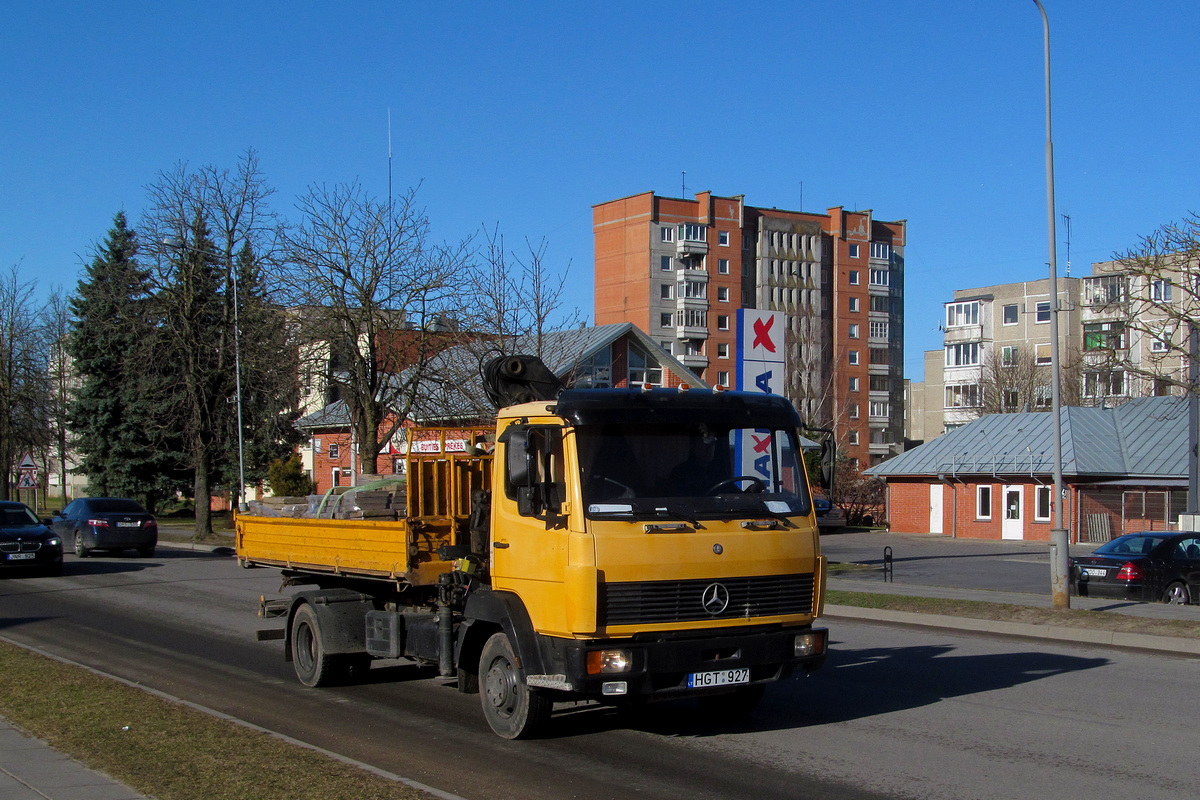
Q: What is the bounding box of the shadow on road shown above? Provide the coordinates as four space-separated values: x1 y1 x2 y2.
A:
545 640 1108 738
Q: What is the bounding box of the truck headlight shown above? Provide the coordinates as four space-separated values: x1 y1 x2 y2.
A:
587 649 632 674
794 631 825 658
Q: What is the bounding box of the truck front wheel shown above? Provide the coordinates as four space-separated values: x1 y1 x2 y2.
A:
479 632 551 739
291 604 336 687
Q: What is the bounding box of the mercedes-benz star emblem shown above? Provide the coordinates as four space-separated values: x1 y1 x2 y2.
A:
701 582 730 615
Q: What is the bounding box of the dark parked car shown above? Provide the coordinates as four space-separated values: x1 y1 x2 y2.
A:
0 501 63 576
54 497 157 558
814 497 847 532
1071 531 1200 604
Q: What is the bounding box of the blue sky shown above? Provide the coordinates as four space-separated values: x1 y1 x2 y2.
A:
3 1 1197 381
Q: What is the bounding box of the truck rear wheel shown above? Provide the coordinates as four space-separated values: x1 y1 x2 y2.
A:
479 632 551 739
291 604 337 687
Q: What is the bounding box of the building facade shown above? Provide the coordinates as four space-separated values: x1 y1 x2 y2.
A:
593 190 907 467
912 258 1196 441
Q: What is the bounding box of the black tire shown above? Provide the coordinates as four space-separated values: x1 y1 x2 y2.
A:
479 632 551 739
291 604 338 687
1163 581 1191 605
697 684 765 718
74 534 91 558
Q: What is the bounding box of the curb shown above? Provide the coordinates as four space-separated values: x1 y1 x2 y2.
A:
824 604 1200 655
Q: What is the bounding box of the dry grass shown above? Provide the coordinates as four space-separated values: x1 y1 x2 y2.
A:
826 590 1200 639
0 641 430 800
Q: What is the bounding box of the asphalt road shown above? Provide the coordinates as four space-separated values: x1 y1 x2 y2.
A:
3 545 1199 800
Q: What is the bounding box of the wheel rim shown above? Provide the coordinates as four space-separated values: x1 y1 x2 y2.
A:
484 656 518 719
295 622 316 673
1167 584 1189 605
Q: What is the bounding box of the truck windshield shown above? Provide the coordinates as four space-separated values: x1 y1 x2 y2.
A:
576 423 812 520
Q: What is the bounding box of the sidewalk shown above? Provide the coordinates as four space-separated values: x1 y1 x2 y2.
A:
0 718 149 800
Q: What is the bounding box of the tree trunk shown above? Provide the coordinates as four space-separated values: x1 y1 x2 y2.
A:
193 446 212 539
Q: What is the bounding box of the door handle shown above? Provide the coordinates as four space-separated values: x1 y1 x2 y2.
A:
493 542 510 549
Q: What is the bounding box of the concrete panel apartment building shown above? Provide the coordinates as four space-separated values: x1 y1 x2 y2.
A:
908 258 1193 441
593 190 907 467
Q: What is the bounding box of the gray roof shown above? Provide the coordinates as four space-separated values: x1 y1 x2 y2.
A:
867 396 1192 480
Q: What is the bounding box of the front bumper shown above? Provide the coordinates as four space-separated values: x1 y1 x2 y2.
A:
542 626 828 698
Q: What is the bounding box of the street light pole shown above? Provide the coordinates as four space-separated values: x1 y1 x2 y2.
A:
1033 0 1071 609
163 237 248 514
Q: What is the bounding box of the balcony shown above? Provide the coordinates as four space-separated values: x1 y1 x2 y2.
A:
676 223 708 256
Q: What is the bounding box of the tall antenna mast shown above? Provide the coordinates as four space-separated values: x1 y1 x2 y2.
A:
681 170 686 198
387 108 393 206
1061 213 1071 276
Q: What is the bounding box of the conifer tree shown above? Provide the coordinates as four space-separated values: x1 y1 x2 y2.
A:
67 212 180 508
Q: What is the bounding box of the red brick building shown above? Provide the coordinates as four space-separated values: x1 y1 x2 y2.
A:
593 190 906 468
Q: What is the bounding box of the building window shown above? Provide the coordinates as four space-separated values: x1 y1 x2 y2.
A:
870 375 890 392
1035 343 1052 364
849 377 860 392
327 443 340 460
977 485 992 520
848 244 860 259
1084 370 1127 398
849 297 860 313
946 301 979 327
680 280 706 299
1003 304 1018 325
628 344 663 387
945 383 981 409
869 400 890 418
676 308 706 328
870 321 889 339
869 268 890 287
870 242 891 260
848 323 860 339
660 226 674 243
660 312 672 328
945 342 980 367
848 350 860 365
1003 389 1020 410
869 348 890 365
848 430 859 445
717 343 729 359
1002 345 1019 367
716 315 729 331
660 255 673 271
1152 279 1173 302
660 284 672 300
661 341 673 353
718 231 730 246
718 258 730 274
717 286 729 302
1083 321 1126 351
849 270 860 285
1035 301 1051 323
1084 274 1125 306
1035 485 1052 521
848 403 860 420
717 371 730 387
1152 328 1170 352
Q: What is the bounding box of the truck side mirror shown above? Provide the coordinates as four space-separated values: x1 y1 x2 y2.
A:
820 438 836 498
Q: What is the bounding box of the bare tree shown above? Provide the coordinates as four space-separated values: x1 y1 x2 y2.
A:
142 152 294 537
1105 213 1200 395
43 288 73 503
280 182 470 474
0 265 49 501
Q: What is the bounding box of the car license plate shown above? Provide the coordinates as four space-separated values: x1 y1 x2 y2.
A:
1084 568 1108 578
688 668 750 688
6 553 35 561
117 521 140 528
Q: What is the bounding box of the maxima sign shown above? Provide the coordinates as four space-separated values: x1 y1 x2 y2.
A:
735 309 787 483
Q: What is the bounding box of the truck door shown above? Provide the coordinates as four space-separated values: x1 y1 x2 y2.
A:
491 423 571 636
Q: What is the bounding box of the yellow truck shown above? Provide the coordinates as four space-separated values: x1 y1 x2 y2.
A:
237 356 828 739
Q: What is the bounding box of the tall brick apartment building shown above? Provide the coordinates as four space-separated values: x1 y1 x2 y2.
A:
593 190 906 467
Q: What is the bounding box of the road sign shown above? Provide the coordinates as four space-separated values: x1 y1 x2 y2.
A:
18 452 36 471
17 473 36 489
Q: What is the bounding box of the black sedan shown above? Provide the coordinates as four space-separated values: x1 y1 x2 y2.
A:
0 501 63 577
53 497 157 557
1071 531 1200 604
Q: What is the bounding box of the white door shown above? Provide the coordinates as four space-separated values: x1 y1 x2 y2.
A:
1002 485 1024 540
929 483 944 534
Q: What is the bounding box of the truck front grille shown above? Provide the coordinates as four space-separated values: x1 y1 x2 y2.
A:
600 573 814 626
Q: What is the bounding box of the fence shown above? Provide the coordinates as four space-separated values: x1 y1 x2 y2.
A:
1076 487 1188 543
